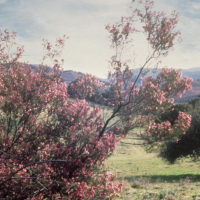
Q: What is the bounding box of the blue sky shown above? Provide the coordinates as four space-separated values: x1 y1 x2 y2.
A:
0 0 199 78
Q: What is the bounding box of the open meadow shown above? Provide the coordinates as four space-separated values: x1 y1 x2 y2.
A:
106 131 200 200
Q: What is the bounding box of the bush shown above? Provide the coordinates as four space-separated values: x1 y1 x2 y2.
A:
159 98 200 163
0 32 122 200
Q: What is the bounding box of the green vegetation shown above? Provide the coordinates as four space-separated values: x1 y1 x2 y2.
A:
158 97 200 163
106 131 200 199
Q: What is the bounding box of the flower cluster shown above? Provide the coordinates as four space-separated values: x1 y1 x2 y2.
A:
143 111 191 143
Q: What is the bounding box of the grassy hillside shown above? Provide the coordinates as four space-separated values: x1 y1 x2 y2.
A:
106 132 200 199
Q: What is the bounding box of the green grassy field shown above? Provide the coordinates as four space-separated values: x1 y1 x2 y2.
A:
106 132 200 200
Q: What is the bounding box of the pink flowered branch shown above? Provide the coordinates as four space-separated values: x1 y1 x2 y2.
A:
42 35 68 66
144 111 192 143
0 29 24 64
0 60 123 198
135 0 181 54
100 0 192 144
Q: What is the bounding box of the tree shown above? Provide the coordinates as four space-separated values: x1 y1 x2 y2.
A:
67 73 105 103
188 95 200 108
160 99 200 163
100 0 192 143
0 0 193 199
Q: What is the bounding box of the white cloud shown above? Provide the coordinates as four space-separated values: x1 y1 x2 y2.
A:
5 0 130 78
0 0 7 4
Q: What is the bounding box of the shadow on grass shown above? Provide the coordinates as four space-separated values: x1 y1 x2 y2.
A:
119 174 200 183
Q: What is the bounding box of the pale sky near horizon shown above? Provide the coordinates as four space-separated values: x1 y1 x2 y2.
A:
0 0 199 78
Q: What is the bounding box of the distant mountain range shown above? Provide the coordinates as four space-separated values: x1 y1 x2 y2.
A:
30 65 200 104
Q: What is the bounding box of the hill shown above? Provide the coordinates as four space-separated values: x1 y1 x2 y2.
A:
29 65 200 103
61 70 83 85
29 65 84 85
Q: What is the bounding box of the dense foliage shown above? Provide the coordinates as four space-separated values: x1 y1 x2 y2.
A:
0 32 124 199
160 97 200 163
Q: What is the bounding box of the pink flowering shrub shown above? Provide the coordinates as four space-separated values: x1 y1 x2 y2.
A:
0 65 123 199
0 32 122 199
0 0 194 199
